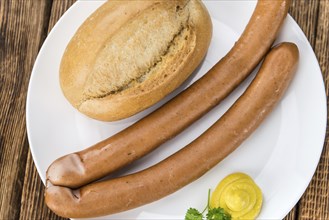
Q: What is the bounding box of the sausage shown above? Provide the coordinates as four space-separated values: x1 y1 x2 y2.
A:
45 42 299 218
46 0 291 189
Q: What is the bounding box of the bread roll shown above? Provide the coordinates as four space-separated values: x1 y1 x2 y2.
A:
60 0 212 121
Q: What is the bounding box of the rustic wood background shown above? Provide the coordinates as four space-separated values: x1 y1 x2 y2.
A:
0 0 328 219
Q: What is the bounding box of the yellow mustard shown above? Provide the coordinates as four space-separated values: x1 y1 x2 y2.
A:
210 173 262 219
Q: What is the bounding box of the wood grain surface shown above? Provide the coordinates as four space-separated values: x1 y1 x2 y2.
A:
0 0 328 219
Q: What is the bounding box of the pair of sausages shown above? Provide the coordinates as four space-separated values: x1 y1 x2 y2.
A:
45 0 298 218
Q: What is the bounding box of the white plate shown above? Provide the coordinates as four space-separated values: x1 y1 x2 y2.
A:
26 1 327 219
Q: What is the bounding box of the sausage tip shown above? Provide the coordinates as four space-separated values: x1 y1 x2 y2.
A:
47 153 85 188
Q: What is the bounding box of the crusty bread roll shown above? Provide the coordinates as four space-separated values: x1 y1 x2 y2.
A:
60 0 212 121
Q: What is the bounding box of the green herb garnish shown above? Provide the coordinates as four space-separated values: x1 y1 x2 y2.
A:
185 208 204 220
207 207 231 220
185 189 231 220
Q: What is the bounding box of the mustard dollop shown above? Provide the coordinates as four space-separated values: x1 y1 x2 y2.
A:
210 173 262 219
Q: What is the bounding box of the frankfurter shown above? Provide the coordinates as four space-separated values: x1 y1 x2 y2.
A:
45 42 299 218
46 0 291 189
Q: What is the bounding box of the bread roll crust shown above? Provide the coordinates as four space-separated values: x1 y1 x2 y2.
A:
60 0 212 121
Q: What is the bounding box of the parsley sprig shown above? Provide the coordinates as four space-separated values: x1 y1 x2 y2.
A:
185 190 231 220
185 208 203 220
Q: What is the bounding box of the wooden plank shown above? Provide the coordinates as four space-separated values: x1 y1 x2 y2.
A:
289 0 320 48
20 153 64 220
0 0 51 219
47 0 76 32
298 0 329 219
315 0 329 83
285 207 298 220
19 1 76 219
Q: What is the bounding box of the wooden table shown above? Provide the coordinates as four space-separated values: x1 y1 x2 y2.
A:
0 0 328 219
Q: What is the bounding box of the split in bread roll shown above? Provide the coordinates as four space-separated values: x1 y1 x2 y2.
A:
60 0 212 121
